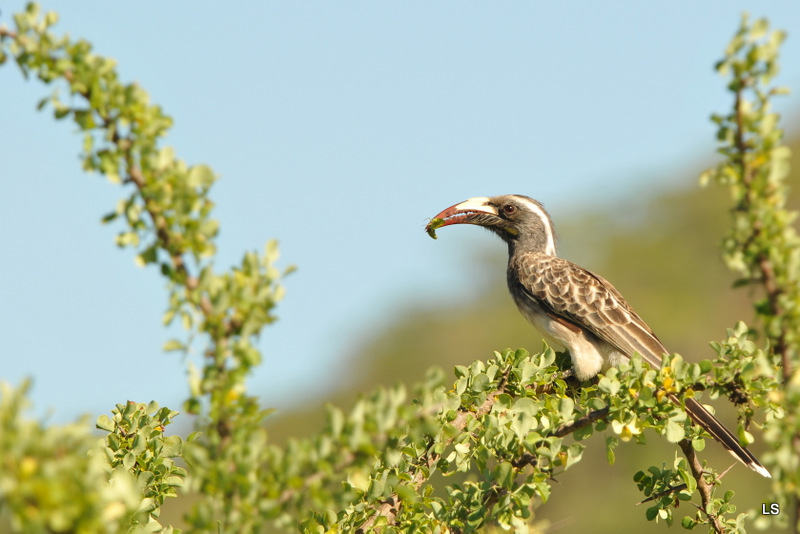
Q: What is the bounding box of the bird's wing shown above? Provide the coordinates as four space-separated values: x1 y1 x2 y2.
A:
512 253 669 367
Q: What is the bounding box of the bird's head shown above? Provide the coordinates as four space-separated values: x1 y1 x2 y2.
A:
425 194 557 256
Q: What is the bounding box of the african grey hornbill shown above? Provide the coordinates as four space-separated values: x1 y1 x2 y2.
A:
425 194 770 478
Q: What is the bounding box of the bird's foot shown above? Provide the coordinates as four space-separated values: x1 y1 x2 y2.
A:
557 368 574 380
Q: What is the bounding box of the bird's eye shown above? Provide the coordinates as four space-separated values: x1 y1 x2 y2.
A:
502 204 516 216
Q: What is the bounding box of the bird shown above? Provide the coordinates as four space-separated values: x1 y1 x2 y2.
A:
425 194 770 478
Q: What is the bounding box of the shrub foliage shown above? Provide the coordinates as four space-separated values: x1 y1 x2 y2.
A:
0 6 796 533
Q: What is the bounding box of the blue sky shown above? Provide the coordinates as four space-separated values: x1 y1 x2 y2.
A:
2 2 799 423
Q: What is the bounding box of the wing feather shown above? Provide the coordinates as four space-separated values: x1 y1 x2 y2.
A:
512 253 667 367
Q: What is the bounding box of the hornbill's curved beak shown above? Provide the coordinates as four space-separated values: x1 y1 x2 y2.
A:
425 197 501 239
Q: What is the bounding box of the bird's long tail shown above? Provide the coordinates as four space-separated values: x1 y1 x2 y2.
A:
676 395 770 478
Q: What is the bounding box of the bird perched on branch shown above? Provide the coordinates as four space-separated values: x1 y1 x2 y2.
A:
425 194 769 478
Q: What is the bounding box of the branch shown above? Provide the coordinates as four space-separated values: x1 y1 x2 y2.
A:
679 440 725 534
553 406 609 438
732 78 791 383
636 463 735 507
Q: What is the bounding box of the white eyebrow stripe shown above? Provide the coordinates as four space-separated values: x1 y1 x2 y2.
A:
513 196 557 256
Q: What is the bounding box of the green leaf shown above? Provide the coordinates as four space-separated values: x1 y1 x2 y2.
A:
646 506 659 521
665 420 686 443
187 164 216 188
510 411 534 438
455 377 467 396
471 373 490 392
511 397 537 416
160 435 183 457
100 210 118 224
146 401 161 416
157 146 175 169
605 436 617 465
493 461 513 489
96 414 114 432
122 451 136 470
162 339 184 352
598 376 620 395
520 360 539 383
558 397 574 419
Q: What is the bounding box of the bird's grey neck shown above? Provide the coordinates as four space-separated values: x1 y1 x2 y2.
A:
507 237 557 258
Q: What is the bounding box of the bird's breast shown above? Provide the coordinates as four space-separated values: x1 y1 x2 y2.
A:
506 275 568 353
506 265 610 380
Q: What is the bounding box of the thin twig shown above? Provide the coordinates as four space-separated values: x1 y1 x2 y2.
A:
635 463 735 506
679 440 725 534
